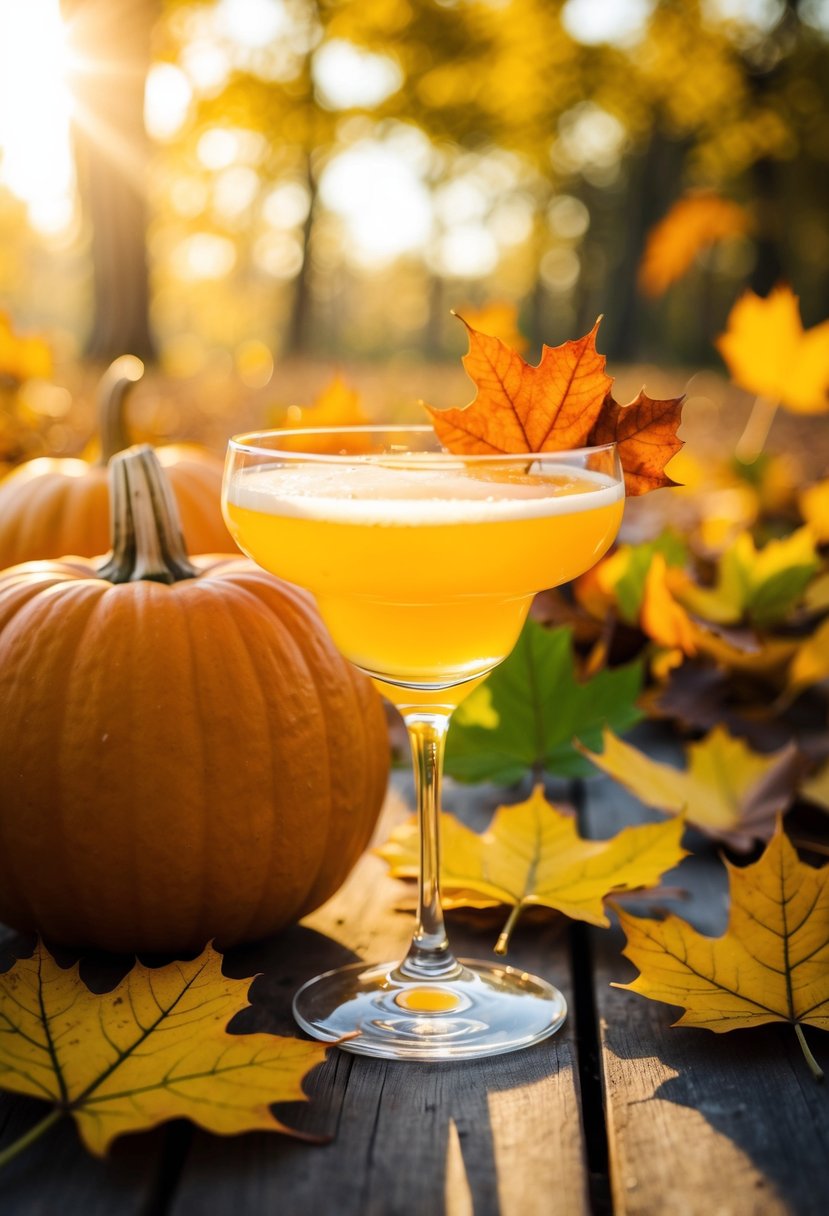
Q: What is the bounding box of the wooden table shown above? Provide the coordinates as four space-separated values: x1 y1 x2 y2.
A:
2 770 827 1215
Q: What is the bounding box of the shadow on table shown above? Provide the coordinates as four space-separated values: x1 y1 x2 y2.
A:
172 916 573 1216
600 950 829 1216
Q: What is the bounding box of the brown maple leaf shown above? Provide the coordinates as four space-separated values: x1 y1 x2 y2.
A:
588 390 685 496
426 315 611 455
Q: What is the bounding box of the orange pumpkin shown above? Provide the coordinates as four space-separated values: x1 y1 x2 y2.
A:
0 446 389 953
0 356 231 565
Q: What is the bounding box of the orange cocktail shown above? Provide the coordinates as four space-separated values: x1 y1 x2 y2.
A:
225 457 622 699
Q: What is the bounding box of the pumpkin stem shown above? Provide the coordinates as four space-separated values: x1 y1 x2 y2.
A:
99 445 200 584
97 355 145 464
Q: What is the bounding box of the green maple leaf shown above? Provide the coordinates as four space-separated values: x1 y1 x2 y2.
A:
445 620 643 785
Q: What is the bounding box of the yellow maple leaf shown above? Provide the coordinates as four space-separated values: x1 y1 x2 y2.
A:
717 285 829 414
285 372 367 429
788 616 829 694
640 553 698 655
377 785 686 953
639 192 752 298
581 727 802 852
0 942 328 1162
799 479 829 543
801 763 829 813
613 823 829 1079
276 373 370 453
804 571 829 616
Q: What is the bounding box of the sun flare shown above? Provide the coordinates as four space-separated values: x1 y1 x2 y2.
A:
0 0 75 232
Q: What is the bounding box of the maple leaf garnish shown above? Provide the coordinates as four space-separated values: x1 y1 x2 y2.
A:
376 785 686 954
426 315 610 455
426 315 684 495
0 942 329 1164
587 389 685 496
613 822 829 1080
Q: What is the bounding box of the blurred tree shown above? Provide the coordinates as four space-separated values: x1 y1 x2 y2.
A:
62 0 158 361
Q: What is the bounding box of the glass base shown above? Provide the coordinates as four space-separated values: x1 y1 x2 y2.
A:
292 958 567 1061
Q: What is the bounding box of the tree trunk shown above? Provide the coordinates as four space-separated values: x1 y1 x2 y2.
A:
284 152 318 357
62 0 157 361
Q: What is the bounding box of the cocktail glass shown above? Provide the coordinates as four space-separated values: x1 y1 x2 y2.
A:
223 426 624 1060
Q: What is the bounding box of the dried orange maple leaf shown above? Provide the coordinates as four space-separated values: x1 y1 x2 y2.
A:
587 389 684 496
613 822 829 1079
426 316 684 495
426 316 611 456
0 942 329 1164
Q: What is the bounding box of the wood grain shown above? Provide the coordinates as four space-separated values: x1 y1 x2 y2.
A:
582 757 829 1216
169 779 588 1216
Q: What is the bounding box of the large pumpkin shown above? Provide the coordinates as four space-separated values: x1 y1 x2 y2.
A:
0 356 230 565
0 446 390 953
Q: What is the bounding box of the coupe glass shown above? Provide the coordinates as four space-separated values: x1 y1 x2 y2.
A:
222 426 624 1060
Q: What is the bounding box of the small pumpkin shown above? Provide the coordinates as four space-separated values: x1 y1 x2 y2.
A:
0 445 390 954
0 356 231 565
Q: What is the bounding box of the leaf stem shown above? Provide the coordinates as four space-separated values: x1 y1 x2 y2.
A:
794 1023 824 1082
0 1108 62 1171
495 901 526 956
734 395 779 464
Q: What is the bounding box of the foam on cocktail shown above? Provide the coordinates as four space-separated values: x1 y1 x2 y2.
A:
228 463 623 526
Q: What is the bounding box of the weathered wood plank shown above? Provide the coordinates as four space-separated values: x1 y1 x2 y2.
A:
170 779 588 1216
583 763 829 1216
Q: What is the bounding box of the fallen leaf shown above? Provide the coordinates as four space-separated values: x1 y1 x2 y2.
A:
574 531 688 624
638 192 752 298
717 285 829 415
804 572 829 615
799 479 829 543
613 822 829 1079
788 616 829 694
277 374 370 451
640 553 698 655
426 315 610 455
444 619 643 784
587 389 685 496
377 785 686 952
801 764 829 813
676 526 819 627
0 942 328 1159
581 726 803 851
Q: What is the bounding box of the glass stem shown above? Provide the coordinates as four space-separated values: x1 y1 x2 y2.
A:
399 712 461 981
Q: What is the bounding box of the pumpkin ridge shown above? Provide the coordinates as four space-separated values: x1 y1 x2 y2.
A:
262 587 340 919
1 581 106 938
226 586 324 940
64 584 145 946
180 579 260 950
167 582 211 950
